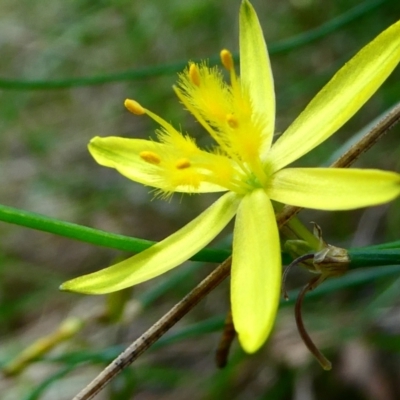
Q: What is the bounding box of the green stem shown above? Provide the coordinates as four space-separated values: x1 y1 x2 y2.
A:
348 248 400 269
0 204 230 263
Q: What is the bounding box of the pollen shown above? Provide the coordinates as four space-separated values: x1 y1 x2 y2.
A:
175 158 191 169
226 114 239 128
125 99 146 115
189 64 201 86
140 151 161 164
220 49 234 71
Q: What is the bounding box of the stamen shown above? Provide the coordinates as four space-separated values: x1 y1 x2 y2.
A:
175 158 191 169
189 64 201 87
220 49 234 71
220 49 237 89
139 151 161 164
125 99 145 115
226 114 239 129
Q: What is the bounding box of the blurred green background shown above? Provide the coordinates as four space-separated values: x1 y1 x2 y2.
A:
1 0 400 399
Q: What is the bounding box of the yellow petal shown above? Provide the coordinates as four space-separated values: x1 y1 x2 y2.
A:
60 192 241 294
240 0 275 151
268 19 400 171
89 136 229 193
231 189 281 353
267 168 400 210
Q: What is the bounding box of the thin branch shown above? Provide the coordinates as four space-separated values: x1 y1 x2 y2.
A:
330 102 400 168
72 257 232 400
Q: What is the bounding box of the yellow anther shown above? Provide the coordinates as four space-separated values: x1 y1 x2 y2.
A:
226 114 239 129
175 158 191 169
125 99 146 115
140 151 161 164
189 64 201 86
220 49 234 71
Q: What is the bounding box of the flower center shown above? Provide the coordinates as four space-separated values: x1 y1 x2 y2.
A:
126 50 273 196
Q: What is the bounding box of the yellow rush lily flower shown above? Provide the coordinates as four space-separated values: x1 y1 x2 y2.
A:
61 0 400 353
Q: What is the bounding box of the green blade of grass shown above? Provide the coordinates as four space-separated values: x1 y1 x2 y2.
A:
0 0 388 90
0 204 230 263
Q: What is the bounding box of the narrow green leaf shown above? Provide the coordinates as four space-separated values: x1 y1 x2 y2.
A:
0 204 231 263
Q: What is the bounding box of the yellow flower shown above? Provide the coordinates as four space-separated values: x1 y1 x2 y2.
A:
61 0 400 353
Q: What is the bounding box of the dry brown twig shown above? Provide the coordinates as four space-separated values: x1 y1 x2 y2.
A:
73 102 400 400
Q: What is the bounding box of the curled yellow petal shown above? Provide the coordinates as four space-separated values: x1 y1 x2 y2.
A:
267 168 400 210
231 189 281 353
60 192 241 294
268 19 400 171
